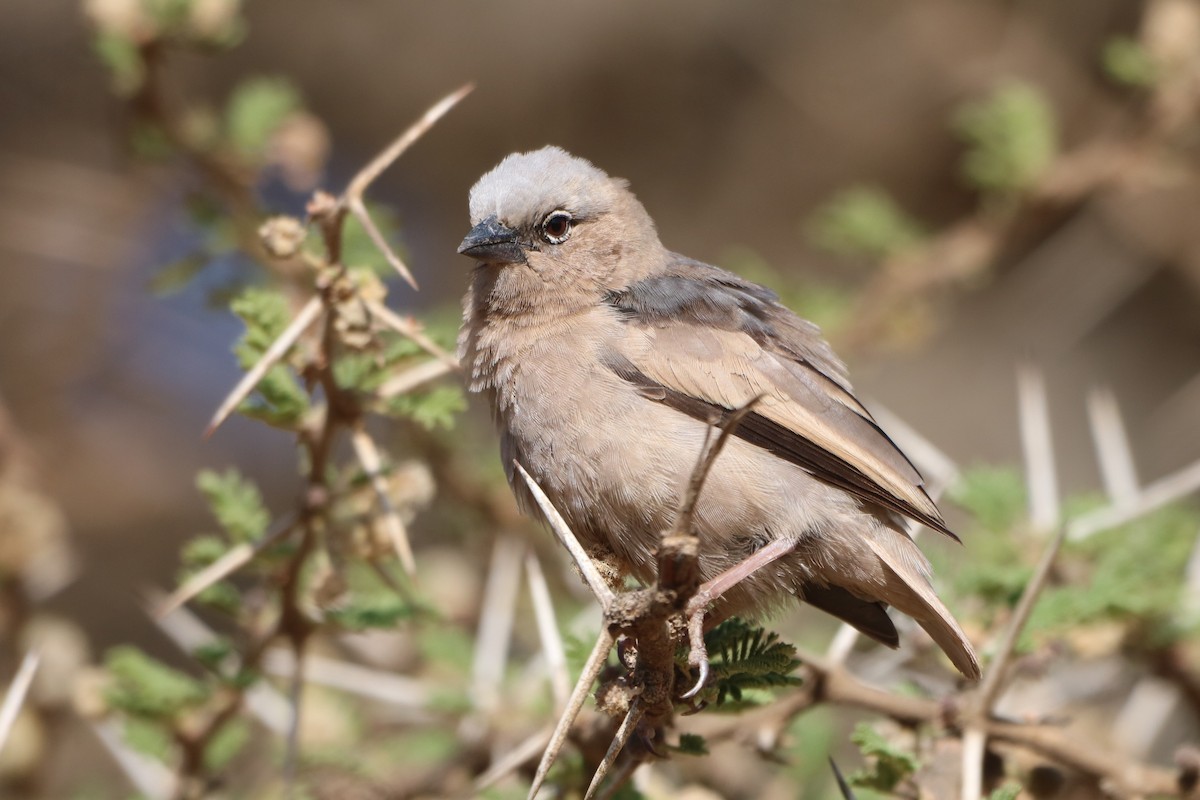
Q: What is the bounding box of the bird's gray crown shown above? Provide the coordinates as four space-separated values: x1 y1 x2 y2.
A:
468 146 627 228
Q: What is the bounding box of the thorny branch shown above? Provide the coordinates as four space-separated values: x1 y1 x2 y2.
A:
124 81 473 798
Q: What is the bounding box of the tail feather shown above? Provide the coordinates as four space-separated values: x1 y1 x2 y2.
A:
862 534 981 680
800 583 899 649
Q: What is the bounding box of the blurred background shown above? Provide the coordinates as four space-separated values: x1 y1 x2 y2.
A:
1 1 1199 798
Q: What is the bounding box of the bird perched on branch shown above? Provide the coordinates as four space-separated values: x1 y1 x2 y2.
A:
457 146 980 682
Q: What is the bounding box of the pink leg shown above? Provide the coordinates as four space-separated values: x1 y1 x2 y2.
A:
680 537 799 699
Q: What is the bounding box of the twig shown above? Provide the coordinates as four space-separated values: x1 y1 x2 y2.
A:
526 550 571 710
0 650 40 755
515 461 615 610
205 295 323 436
350 425 417 575
672 398 760 536
528 628 616 800
155 514 297 618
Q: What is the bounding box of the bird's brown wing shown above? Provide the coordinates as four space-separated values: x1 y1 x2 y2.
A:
603 256 956 540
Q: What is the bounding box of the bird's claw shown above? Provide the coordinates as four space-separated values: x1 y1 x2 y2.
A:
680 657 709 700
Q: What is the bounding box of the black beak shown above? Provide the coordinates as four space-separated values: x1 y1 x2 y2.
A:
457 216 528 264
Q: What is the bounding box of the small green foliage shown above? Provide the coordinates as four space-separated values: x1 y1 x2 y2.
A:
673 733 709 756
696 617 803 705
230 287 310 425
951 466 1028 533
806 185 925 261
1103 36 1158 89
105 646 209 718
121 716 173 762
386 728 459 767
1024 504 1200 647
230 287 292 364
848 723 918 792
191 638 234 671
953 82 1057 196
328 593 419 630
93 32 144 96
988 783 1022 800
203 718 250 771
196 468 269 544
226 77 301 159
419 625 475 676
383 385 466 430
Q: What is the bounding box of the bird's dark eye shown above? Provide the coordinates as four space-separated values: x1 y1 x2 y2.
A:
540 211 573 244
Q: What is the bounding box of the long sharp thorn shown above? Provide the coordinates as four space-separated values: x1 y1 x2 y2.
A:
584 700 644 800
1017 364 1059 534
365 299 460 369
156 514 296 618
376 358 454 400
205 296 322 436
528 628 615 800
515 460 615 609
0 650 40 755
526 550 571 710
347 196 418 289
350 427 416 576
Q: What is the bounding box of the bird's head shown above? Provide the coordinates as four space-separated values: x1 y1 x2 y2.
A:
458 146 660 289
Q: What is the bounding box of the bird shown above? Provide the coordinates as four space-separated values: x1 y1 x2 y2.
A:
456 146 980 682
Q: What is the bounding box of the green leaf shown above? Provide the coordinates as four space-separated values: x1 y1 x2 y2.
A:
196 468 269 544
236 364 309 427
121 717 173 761
988 783 1022 800
952 82 1057 196
1103 36 1157 89
328 593 419 630
203 718 249 771
225 77 301 158
192 638 234 671
230 287 292 366
105 646 209 719
383 385 466 430
673 733 709 756
93 32 144 96
805 185 925 261
696 617 804 705
848 722 918 792
229 287 311 425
